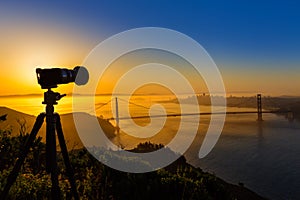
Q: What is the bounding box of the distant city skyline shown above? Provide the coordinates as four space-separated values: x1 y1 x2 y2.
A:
0 1 299 96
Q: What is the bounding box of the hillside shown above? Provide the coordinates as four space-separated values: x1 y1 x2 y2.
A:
0 107 115 150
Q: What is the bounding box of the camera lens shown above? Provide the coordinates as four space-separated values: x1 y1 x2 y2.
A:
74 66 89 85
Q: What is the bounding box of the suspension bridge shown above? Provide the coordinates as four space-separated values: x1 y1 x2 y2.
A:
94 94 294 131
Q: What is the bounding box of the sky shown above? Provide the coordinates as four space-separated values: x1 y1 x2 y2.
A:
0 0 299 96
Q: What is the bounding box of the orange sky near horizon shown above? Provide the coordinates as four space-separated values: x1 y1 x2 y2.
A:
1 48 300 97
0 18 100 95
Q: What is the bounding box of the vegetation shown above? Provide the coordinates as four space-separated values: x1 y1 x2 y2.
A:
0 126 266 200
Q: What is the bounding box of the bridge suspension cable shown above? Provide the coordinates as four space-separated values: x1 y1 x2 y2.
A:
93 94 291 122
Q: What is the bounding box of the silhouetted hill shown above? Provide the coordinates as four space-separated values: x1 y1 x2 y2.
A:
0 107 116 150
0 107 36 135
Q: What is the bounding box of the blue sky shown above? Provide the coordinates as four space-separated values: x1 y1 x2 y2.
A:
0 0 299 95
3 1 299 64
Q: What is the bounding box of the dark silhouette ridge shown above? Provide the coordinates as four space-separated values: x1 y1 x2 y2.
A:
0 107 115 149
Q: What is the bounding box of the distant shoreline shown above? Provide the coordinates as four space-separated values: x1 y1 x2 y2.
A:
0 93 43 98
1 93 300 98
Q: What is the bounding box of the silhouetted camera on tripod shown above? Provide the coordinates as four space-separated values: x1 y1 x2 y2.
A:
1 66 89 200
36 66 89 89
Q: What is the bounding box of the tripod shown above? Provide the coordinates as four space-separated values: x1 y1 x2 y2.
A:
0 89 79 200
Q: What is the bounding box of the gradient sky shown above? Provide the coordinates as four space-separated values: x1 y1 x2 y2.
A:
0 0 299 96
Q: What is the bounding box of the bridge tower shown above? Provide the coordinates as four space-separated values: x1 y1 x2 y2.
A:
115 97 120 134
257 94 263 121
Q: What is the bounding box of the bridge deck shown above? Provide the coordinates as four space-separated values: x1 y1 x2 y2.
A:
107 110 290 121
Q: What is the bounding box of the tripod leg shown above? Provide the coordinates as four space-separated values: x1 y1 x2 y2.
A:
46 112 61 200
0 113 46 200
55 113 79 200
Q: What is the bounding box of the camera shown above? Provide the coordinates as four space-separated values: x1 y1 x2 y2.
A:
36 66 89 89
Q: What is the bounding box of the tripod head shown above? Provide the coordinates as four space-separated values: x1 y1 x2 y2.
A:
43 89 66 106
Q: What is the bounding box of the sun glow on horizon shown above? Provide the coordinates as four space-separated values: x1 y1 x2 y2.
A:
0 21 103 95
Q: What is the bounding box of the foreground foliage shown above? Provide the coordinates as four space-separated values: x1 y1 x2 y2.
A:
0 128 264 200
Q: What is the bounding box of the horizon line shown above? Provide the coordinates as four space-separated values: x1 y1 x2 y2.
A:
0 93 300 98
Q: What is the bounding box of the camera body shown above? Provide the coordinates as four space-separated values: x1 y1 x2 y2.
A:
36 66 88 89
